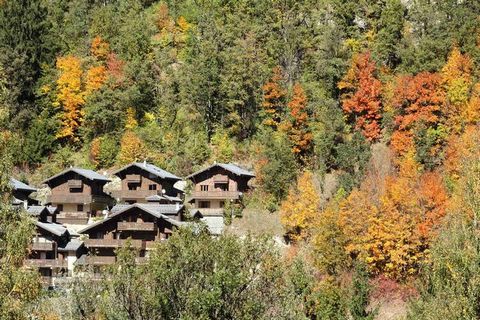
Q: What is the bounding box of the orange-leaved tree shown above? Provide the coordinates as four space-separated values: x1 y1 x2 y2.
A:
55 55 85 142
279 171 320 242
262 66 286 129
390 72 445 155
339 149 448 279
338 51 383 141
284 83 312 156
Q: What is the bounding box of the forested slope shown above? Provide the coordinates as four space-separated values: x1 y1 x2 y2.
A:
1 0 480 318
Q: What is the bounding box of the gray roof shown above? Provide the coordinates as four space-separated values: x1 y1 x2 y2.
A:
78 203 184 234
36 221 68 237
58 239 84 252
113 162 181 181
27 205 58 217
186 163 255 179
27 206 49 216
10 178 36 192
42 167 110 184
201 216 225 235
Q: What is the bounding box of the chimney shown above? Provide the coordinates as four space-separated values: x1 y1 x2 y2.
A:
143 160 147 167
175 202 180 211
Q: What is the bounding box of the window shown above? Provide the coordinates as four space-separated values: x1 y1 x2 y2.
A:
214 183 228 191
77 204 84 212
220 201 225 208
200 185 209 191
128 183 138 190
57 204 63 212
199 201 210 208
149 184 157 190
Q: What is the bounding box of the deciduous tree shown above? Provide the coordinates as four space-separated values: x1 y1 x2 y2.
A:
339 52 383 141
280 171 320 241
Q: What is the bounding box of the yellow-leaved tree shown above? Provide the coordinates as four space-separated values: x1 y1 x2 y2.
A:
441 46 473 131
55 55 84 141
279 171 320 241
118 130 147 165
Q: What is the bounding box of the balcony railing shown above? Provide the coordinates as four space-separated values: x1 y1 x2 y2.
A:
117 222 156 231
84 256 116 265
115 189 161 200
85 239 144 249
194 208 225 216
190 191 240 200
213 174 229 182
48 194 112 204
67 179 83 188
25 259 67 268
126 174 141 183
31 241 55 251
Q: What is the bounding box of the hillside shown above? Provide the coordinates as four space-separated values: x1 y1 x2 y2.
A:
1 0 480 319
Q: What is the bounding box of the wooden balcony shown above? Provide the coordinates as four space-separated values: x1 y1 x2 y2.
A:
126 174 141 183
190 190 240 200
67 179 83 188
213 174 229 182
85 238 144 249
48 194 113 205
31 241 55 251
25 259 67 268
195 208 225 216
84 256 116 265
117 222 156 231
115 189 160 200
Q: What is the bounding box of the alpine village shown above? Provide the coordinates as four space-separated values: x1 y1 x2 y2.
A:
2 0 480 319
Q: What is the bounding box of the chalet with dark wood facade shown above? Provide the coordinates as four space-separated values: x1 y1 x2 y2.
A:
77 203 184 268
43 168 114 225
25 205 84 287
186 163 255 216
112 162 182 204
10 178 38 208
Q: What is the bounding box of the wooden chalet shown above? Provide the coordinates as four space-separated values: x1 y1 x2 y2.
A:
186 163 255 216
112 161 182 204
76 203 184 268
43 168 114 225
10 178 38 208
25 206 84 287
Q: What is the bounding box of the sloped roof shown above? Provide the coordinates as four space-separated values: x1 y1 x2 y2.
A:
10 178 36 192
201 216 225 235
42 167 110 184
58 239 84 252
186 163 255 179
113 162 181 181
78 203 184 234
27 206 49 216
27 205 58 217
36 221 68 237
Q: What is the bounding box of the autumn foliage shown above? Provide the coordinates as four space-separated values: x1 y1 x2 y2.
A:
285 84 312 155
339 52 383 141
390 72 445 155
337 151 447 279
262 66 286 129
55 55 85 141
118 130 147 165
280 171 320 241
